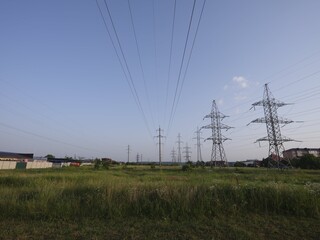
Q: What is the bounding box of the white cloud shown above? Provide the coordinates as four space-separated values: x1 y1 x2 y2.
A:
232 76 249 89
223 85 229 90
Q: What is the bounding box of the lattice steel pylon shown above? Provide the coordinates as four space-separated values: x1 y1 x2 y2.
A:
193 127 203 162
183 143 192 162
248 83 298 168
171 147 176 163
202 100 232 167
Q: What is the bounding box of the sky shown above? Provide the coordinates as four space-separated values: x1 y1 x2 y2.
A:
1 0 320 162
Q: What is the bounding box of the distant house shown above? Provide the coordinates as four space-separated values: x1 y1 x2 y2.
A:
283 148 320 159
0 151 33 161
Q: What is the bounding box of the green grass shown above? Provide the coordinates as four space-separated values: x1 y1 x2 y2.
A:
0 166 319 239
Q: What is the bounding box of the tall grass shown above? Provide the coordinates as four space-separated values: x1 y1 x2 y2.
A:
0 167 319 220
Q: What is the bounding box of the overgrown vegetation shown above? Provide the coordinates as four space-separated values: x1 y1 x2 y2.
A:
0 166 319 239
291 154 320 169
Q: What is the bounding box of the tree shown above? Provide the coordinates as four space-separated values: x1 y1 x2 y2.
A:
234 161 246 167
45 154 55 159
291 154 320 169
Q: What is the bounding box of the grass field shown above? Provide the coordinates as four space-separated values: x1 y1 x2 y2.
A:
0 165 319 239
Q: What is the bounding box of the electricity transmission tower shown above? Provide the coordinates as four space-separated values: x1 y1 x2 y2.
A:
202 100 232 167
136 153 140 163
154 127 165 166
193 127 203 162
171 147 176 162
248 83 298 168
176 133 183 163
126 145 131 163
183 143 192 162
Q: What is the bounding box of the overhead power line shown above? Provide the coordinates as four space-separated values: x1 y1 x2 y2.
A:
164 0 177 126
96 0 153 138
168 0 206 133
127 0 156 130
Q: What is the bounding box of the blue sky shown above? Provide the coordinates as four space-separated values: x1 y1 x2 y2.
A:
1 0 320 162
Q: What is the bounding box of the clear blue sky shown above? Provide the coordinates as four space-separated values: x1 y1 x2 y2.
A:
1 0 320 161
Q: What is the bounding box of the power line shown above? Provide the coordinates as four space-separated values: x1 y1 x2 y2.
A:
0 122 104 154
171 0 207 131
96 0 153 138
164 0 177 126
167 0 197 133
127 0 156 130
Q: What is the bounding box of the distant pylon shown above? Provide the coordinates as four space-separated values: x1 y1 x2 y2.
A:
154 127 165 166
202 100 232 167
136 153 140 163
171 147 176 162
193 127 203 162
126 145 131 163
183 142 192 162
248 83 299 168
176 133 183 163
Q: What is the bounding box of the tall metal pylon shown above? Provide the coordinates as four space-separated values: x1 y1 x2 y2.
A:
126 145 131 163
154 127 165 166
183 142 192 162
193 127 203 162
202 100 232 167
176 133 183 163
171 147 176 162
136 153 140 163
248 83 298 168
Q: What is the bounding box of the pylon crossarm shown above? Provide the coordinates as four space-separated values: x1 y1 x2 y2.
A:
281 136 301 142
220 123 233 130
201 123 214 129
249 117 266 124
277 117 294 125
255 136 269 142
252 100 264 107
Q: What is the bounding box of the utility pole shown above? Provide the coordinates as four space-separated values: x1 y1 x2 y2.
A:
126 145 131 163
248 83 299 168
171 147 176 162
193 126 203 162
183 142 192 162
176 133 183 163
202 100 232 167
154 127 165 166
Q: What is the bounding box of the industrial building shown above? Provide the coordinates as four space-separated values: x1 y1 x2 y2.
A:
283 148 320 159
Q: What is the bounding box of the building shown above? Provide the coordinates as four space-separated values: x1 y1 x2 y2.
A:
0 151 33 161
283 148 320 159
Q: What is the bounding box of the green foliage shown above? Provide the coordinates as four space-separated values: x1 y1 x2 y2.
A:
181 163 192 171
0 167 319 239
45 154 55 159
101 160 110 170
94 158 101 169
0 167 319 222
234 161 246 167
291 154 320 169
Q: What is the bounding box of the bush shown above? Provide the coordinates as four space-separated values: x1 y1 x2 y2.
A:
234 161 246 167
291 154 320 169
182 164 192 172
101 161 110 170
94 159 101 169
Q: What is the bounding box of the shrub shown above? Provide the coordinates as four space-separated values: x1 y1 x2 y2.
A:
182 164 192 172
